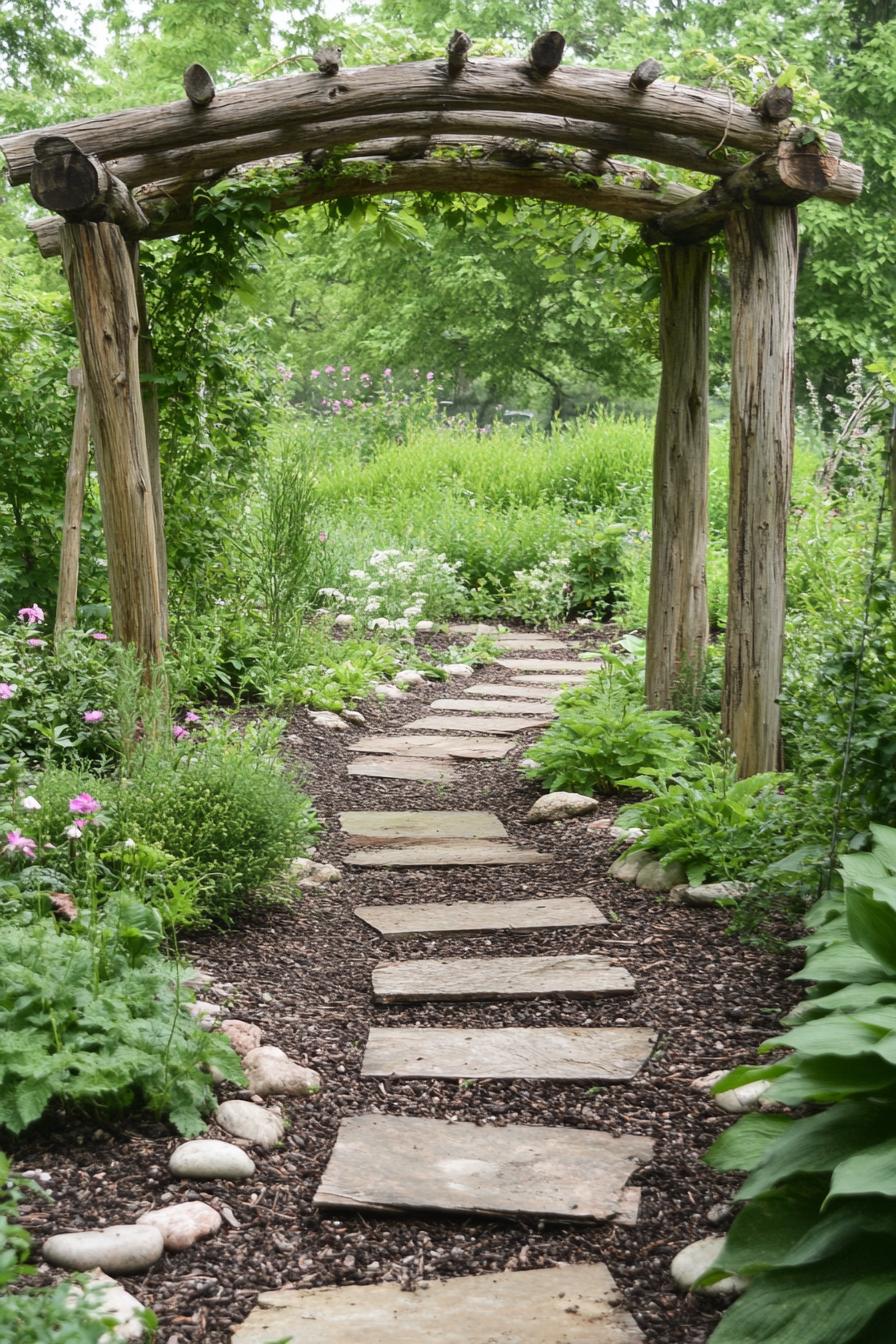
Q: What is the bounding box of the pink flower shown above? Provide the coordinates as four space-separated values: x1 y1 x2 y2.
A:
83 710 104 724
0 683 15 700
344 398 354 408
64 824 83 841
90 631 109 641
27 638 47 648
310 369 320 379
5 830 37 859
426 372 435 381
324 364 335 374
383 368 392 378
69 793 101 815
276 363 294 381
17 604 45 625
360 373 371 384
319 530 328 542
184 710 201 724
341 365 351 375
172 724 190 741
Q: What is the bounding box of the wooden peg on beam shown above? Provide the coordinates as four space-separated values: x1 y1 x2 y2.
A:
752 84 794 122
446 30 472 78
528 31 565 76
30 135 149 235
183 63 215 107
629 59 663 92
314 45 343 77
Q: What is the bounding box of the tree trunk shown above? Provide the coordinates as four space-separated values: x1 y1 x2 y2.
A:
55 367 90 636
128 241 169 641
723 206 797 776
61 221 163 669
646 244 711 709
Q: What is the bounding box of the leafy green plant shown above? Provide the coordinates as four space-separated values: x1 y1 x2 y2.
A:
701 824 896 1342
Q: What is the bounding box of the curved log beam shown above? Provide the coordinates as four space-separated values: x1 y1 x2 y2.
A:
1 58 794 187
30 135 148 234
643 131 841 244
29 147 699 257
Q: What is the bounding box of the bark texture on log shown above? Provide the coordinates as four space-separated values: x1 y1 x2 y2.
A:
645 245 710 710
723 206 797 777
0 59 791 185
31 135 148 233
128 242 168 641
61 222 164 667
55 368 90 636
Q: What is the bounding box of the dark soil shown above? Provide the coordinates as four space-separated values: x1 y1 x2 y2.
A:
11 624 800 1343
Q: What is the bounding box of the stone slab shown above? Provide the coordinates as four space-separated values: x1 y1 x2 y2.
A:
466 682 563 700
346 840 552 868
314 1113 653 1223
404 715 552 735
349 734 512 760
447 622 499 634
339 810 507 844
346 756 459 783
372 954 635 1002
431 698 557 716
496 658 591 672
494 636 570 650
512 674 588 687
232 1263 645 1343
361 1026 656 1081
354 895 608 939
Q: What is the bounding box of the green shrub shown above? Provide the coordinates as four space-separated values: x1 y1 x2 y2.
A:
702 825 896 1343
523 655 695 796
0 900 242 1136
616 762 791 886
119 720 319 922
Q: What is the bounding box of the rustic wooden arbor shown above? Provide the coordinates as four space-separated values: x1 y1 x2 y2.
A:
0 35 863 775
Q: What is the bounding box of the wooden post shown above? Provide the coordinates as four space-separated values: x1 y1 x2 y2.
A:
55 367 90 637
645 244 711 709
61 221 163 668
723 206 798 776
128 242 169 641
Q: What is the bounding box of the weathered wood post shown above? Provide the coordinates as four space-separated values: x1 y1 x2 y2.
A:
645 244 711 708
55 366 90 636
723 206 798 775
128 242 169 641
61 221 164 667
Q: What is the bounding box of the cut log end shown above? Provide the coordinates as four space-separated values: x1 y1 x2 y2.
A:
752 84 794 122
629 59 663 92
314 45 343 78
446 30 472 78
183 63 215 108
31 144 103 213
528 30 565 77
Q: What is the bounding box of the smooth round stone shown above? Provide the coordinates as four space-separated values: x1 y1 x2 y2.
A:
636 858 687 892
342 710 366 726
219 1018 262 1056
525 792 600 822
415 620 435 632
43 1224 164 1275
608 849 655 882
66 1270 147 1340
242 1045 321 1098
215 1099 285 1150
137 1201 221 1251
440 663 473 677
333 614 353 627
374 683 404 700
169 1139 256 1181
393 669 426 687
693 1070 774 1114
670 1236 748 1297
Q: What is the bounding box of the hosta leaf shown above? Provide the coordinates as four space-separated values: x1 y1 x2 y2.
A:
763 1018 892 1059
787 982 896 1023
840 852 890 889
738 1102 896 1200
704 1113 795 1173
869 825 896 873
847 886 896 973
766 1054 896 1105
794 941 888 986
709 1256 896 1344
828 1138 896 1203
714 1182 826 1274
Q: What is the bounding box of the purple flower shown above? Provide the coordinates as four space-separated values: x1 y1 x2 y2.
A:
184 710 201 725
69 793 101 815
83 710 104 725
319 530 329 542
426 371 435 381
310 369 320 379
172 724 190 741
17 604 44 625
27 638 47 648
341 365 351 376
360 373 371 384
383 368 392 379
324 364 335 374
0 683 15 700
276 362 294 381
90 631 109 641
344 398 354 408
5 830 36 859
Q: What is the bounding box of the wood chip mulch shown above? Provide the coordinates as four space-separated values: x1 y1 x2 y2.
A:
9 624 800 1343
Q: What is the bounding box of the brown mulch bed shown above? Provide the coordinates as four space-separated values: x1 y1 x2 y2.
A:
10 624 799 1343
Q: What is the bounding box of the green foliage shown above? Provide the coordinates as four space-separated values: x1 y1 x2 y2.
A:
522 652 696 796
703 825 896 1343
0 903 243 1136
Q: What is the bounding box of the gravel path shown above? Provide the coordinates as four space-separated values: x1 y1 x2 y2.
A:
10 624 798 1343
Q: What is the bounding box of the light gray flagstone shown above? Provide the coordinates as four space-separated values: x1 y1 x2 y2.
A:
339 810 507 843
349 734 513 760
372 953 635 1002
403 715 552 734
346 840 551 868
361 1026 656 1081
354 895 608 939
346 756 459 783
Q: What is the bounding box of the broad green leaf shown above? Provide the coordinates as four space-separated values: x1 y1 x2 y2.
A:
847 886 896 973
789 983 896 1022
794 941 888 986
738 1103 896 1200
869 825 896 873
704 1114 795 1173
828 1138 896 1203
709 1257 896 1344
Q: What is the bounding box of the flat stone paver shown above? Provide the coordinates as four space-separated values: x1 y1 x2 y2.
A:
466 682 563 700
496 657 594 672
339 810 507 843
354 895 608 939
361 1026 656 1081
404 714 552 735
447 622 500 634
313 1113 653 1223
431 697 557 716
346 756 459 783
346 840 552 868
512 674 588 686
494 636 570 650
349 734 513 760
372 953 635 1002
232 1263 645 1343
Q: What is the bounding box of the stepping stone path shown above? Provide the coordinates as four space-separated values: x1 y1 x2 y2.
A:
314 1114 653 1223
234 1263 645 1343
231 629 656 1339
372 953 635 1002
